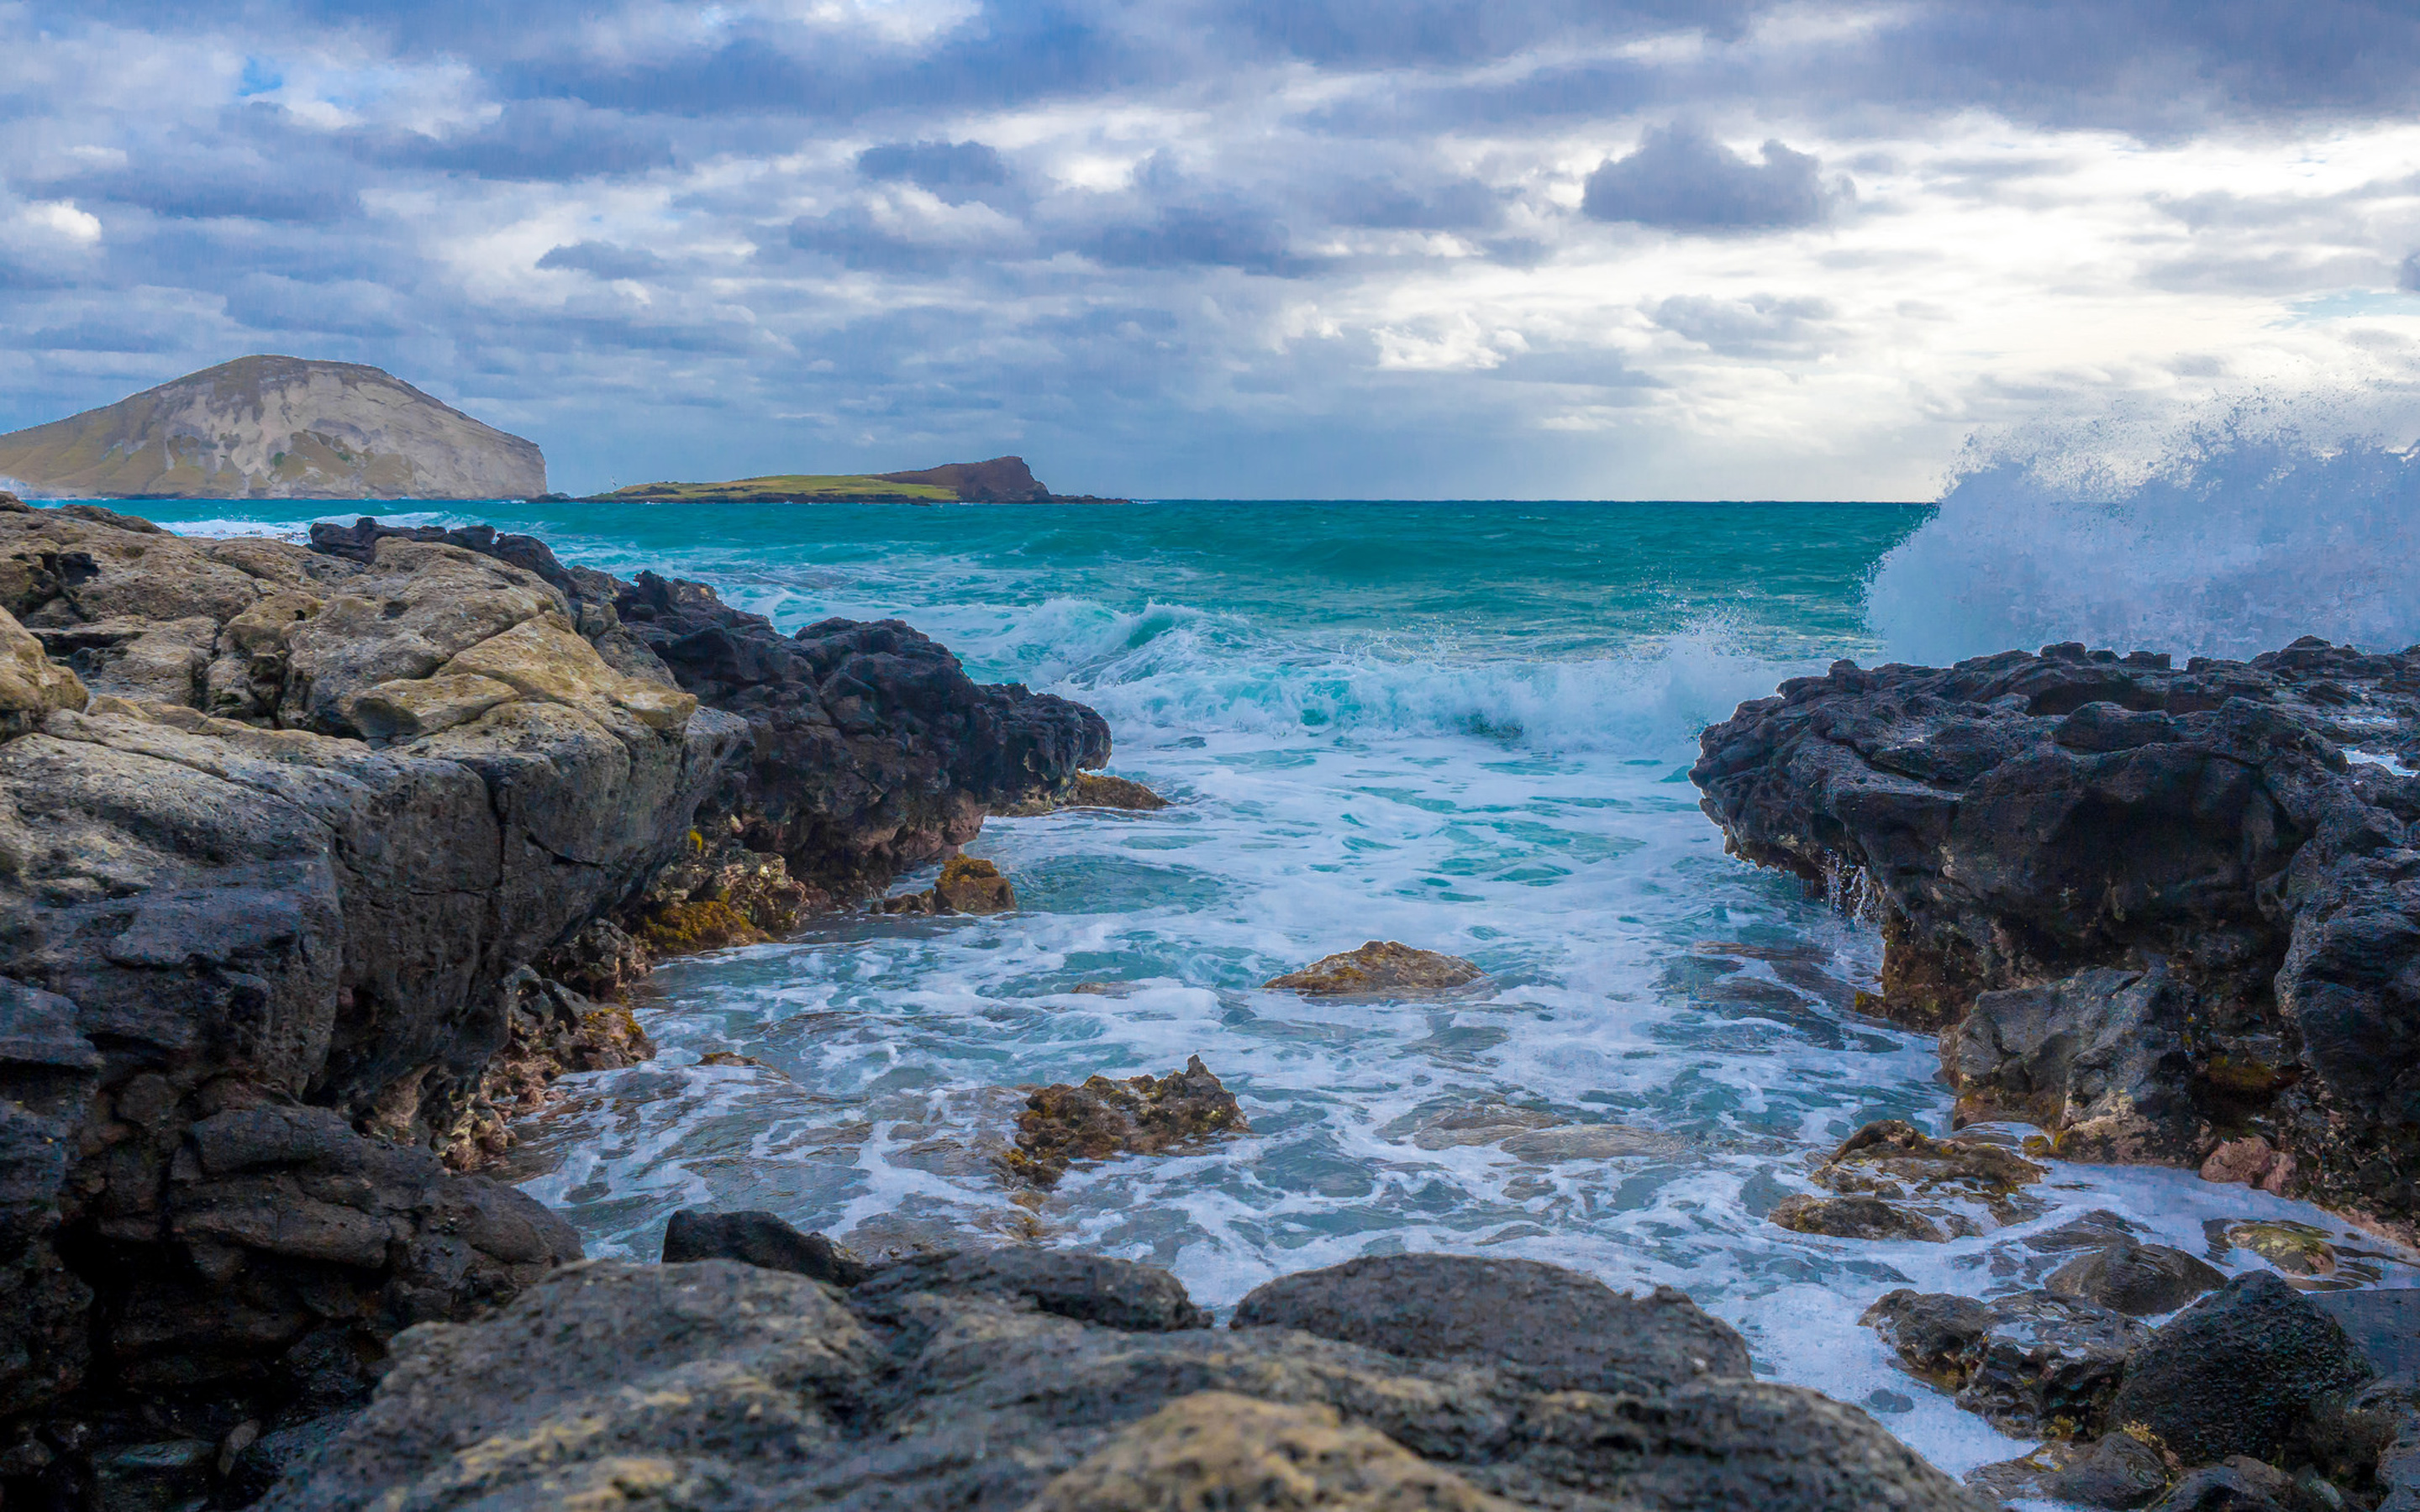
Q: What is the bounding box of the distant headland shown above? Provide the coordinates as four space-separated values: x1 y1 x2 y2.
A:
575 456 1127 506
0 358 1121 505
0 355 548 501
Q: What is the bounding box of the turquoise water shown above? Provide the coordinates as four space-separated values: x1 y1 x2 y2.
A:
135 496 2419 1485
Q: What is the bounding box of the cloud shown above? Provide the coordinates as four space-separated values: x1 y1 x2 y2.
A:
537 241 669 280
1648 294 1837 357
2402 253 2420 293
856 139 1012 205
1581 125 1846 234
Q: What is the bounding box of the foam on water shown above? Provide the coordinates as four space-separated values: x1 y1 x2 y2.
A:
94 492 2420 1494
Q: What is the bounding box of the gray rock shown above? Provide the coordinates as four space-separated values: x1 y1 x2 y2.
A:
2144 1463 2291 1511
261 1255 1993 1512
1864 1287 2146 1436
662 1209 871 1287
2111 1270 2376 1464
1229 1251 1750 1394
2047 1240 2228 1316
1953 967 2199 1162
2044 1431 2174 1508
852 1247 1212 1332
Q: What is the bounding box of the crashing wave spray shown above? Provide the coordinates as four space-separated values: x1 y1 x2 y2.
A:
1867 402 2420 664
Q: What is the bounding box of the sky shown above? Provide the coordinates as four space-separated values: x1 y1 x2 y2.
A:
6 1 2420 499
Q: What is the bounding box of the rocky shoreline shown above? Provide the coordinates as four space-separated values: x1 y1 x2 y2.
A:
6 499 2418 1512
0 499 1106 1505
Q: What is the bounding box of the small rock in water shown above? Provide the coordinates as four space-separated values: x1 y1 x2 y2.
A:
1966 1432 2174 1509
1067 770 1170 810
1263 940 1483 995
661 1209 871 1286
1864 1288 2145 1436
2224 1220 2341 1277
935 853 1017 912
1027 1391 1518 1512
1816 1119 2046 1200
1770 1194 1949 1242
2047 1240 2228 1316
2025 1209 2145 1253
695 1051 767 1068
1003 1054 1250 1189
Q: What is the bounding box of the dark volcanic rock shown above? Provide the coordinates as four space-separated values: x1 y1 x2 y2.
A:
1864 1287 2146 1436
1770 1193 1950 1242
1003 1054 1250 1189
261 1253 1993 1512
2144 1464 2291 1511
850 1247 1212 1332
2109 1270 2375 1464
1692 638 2420 1221
1231 1252 1751 1395
2047 1240 2227 1316
662 1209 871 1286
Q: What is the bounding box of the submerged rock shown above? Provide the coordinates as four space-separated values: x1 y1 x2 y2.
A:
260 1252 1994 1512
1864 1287 2146 1436
876 854 1020 915
2224 1220 2343 1278
1004 1054 1250 1188
1773 1119 2046 1241
1770 1193 1950 1242
2046 1241 2228 1316
1691 638 2420 1224
2108 1270 2375 1465
1001 769 1172 815
1264 940 1485 995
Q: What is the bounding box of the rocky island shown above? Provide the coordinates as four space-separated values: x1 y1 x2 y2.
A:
0 358 548 501
579 454 1127 505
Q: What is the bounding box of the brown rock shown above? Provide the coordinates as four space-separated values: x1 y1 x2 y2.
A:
2200 1137 2277 1187
1005 1054 1251 1189
1068 771 1170 811
1770 1194 1949 1242
0 604 85 736
1264 941 1483 995
1816 1119 2045 1199
934 854 1016 913
1028 1390 1518 1512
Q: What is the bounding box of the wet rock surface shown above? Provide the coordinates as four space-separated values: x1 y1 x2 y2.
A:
1692 638 2420 1224
1864 1287 2147 1436
2109 1271 2377 1466
0 504 1113 1503
1003 1053 1251 1188
660 1209 871 1287
1770 1119 2047 1241
2047 1240 2228 1316
1264 940 1486 995
260 1250 1993 1512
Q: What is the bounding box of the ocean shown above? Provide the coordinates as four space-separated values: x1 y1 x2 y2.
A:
136 491 2420 1487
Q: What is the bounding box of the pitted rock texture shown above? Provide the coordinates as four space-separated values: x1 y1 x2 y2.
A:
260 1251 1992 1512
1863 1287 2146 1436
0 502 1113 1502
1003 1054 1251 1189
2107 1270 2375 1467
1265 941 1486 995
1692 638 2420 1222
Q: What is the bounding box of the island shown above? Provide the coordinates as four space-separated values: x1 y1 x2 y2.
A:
577 454 1127 505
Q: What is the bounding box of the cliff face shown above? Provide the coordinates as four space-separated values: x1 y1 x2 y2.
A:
0 499 1107 1505
0 357 547 501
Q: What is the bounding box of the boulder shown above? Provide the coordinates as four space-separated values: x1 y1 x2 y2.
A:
1004 1054 1251 1189
850 1247 1212 1331
1230 1252 1749 1395
1264 941 1485 995
2144 1463 2291 1511
1966 1431 2174 1509
1864 1288 2146 1436
661 1210 871 1287
1770 1194 1949 1242
2047 1241 2228 1316
1028 1391 1517 1511
260 1253 1996 1512
2109 1271 2376 1464
1691 639 2420 1222
0 604 84 735
934 853 1016 913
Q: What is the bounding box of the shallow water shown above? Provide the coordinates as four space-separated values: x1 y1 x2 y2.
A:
139 496 2420 1485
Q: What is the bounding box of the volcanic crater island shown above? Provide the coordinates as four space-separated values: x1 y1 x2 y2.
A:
0 360 2415 1512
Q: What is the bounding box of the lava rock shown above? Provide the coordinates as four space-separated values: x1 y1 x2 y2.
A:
1865 1288 2146 1436
1690 639 2420 1222
2144 1463 2291 1512
1003 1054 1250 1188
1815 1119 2045 1200
1263 941 1484 995
933 853 1016 913
2109 1270 2376 1464
1230 1252 1751 1395
2046 1431 2175 1509
661 1209 871 1287
260 1253 1995 1512
2047 1241 2227 1316
851 1247 1212 1331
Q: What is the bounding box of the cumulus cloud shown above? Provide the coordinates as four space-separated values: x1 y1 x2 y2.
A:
855 139 1013 204
2402 253 2420 292
1582 125 1847 234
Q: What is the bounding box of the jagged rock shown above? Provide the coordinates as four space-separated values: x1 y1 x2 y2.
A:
1864 1287 2147 1436
1028 1391 1518 1511
1691 639 2420 1221
0 604 86 736
1230 1252 1749 1395
1770 1194 1949 1242
260 1253 1994 1512
934 853 1016 912
1967 1431 2174 1509
662 1210 871 1287
0 504 1116 1494
1264 941 1485 995
1004 1055 1250 1189
2109 1271 2376 1464
2047 1241 2228 1316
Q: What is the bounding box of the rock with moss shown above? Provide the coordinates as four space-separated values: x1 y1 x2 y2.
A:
1005 1055 1251 1189
1265 941 1484 995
